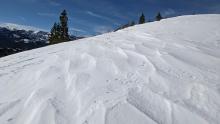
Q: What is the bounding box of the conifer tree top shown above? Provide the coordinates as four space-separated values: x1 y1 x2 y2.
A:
49 9 70 44
156 12 163 21
61 10 67 16
139 13 146 24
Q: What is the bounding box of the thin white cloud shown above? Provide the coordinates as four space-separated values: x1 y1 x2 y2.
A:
20 0 37 3
208 4 220 13
83 34 93 37
86 11 120 26
48 0 61 6
94 26 113 34
70 28 86 33
163 9 176 16
37 12 56 17
18 16 26 22
86 11 105 19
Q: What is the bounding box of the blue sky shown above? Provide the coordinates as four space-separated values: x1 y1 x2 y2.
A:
0 0 220 36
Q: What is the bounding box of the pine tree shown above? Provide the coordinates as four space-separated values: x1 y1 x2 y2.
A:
156 12 163 21
60 10 70 41
49 23 58 44
139 13 145 24
56 23 62 40
49 10 70 44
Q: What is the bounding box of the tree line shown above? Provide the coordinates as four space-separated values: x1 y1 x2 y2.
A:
115 12 163 31
49 10 163 44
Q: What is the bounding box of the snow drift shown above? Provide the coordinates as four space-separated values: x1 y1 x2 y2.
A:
0 14 220 124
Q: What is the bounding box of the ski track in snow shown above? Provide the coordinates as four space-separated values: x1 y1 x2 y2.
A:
0 15 220 124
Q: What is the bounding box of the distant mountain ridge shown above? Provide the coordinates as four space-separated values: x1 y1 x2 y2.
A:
0 23 79 57
0 23 47 33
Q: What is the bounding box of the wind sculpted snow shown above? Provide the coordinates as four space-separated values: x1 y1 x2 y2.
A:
0 14 220 124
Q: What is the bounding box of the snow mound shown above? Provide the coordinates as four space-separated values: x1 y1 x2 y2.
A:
0 14 220 124
0 23 46 33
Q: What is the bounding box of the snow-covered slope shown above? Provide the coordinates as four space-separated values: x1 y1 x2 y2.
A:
0 14 220 124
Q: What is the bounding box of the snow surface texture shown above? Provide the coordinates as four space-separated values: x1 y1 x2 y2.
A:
0 14 220 124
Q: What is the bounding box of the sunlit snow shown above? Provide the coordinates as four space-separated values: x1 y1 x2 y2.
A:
0 14 220 124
